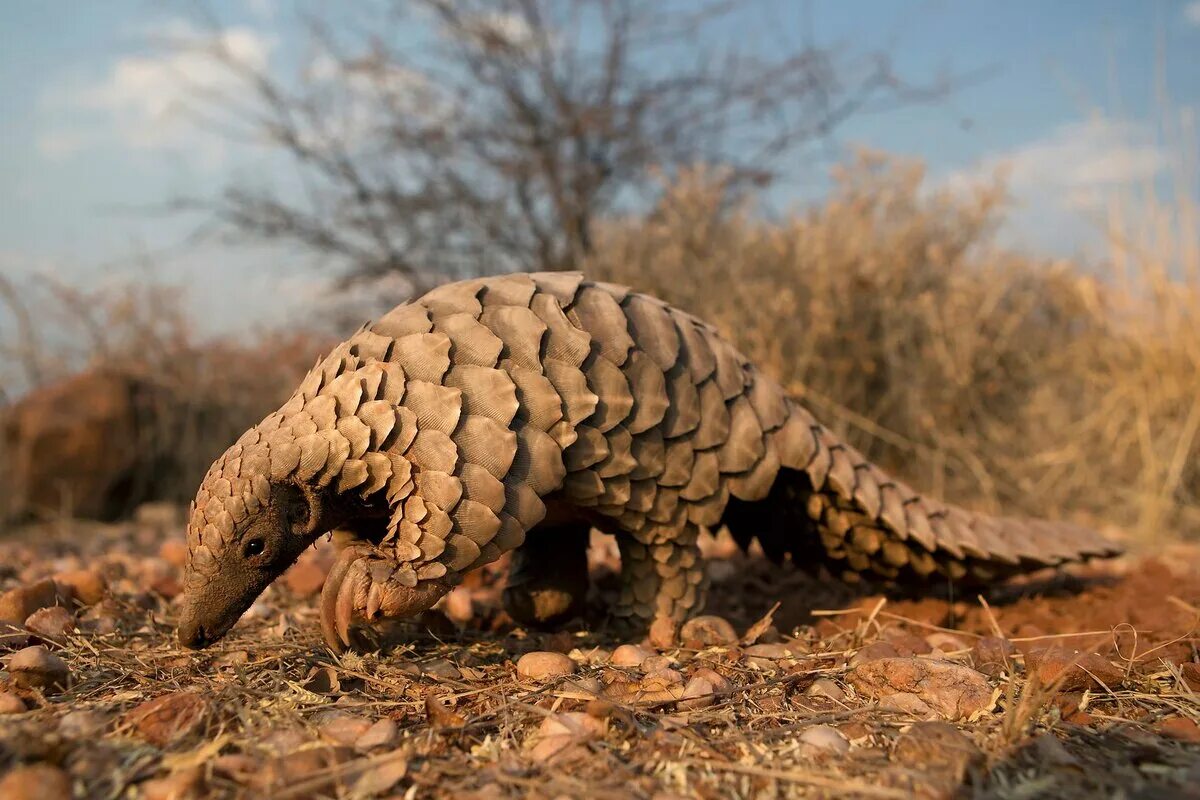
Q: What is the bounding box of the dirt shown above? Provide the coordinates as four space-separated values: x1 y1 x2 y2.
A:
1 516 1198 799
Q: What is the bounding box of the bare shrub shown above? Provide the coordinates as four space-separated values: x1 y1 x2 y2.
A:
0 277 327 522
586 152 1200 538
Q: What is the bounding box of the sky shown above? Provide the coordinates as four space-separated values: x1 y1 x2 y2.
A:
1 0 1198 333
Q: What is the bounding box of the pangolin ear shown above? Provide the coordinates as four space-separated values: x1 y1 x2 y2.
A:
281 482 317 536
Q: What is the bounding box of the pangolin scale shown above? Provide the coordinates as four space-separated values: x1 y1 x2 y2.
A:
177 272 1120 650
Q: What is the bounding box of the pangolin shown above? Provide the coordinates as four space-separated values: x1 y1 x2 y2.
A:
176 272 1120 650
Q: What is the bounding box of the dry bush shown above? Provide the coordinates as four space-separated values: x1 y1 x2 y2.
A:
0 278 327 521
586 152 1200 540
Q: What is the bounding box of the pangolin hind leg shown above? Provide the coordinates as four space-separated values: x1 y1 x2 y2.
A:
612 525 708 646
501 522 591 628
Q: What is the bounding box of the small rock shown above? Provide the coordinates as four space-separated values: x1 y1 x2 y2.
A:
421 658 462 680
516 651 576 681
893 721 984 782
8 645 69 691
848 657 993 720
926 632 970 655
641 655 674 673
158 539 190 568
355 718 399 750
677 675 717 710
527 712 606 763
440 587 474 623
680 615 739 648
351 749 409 796
58 709 109 738
1181 662 1200 691
849 641 900 666
1024 646 1124 691
139 769 204 800
0 763 73 800
638 668 686 704
805 678 846 702
0 691 26 714
24 606 74 639
54 569 107 606
314 711 372 745
970 636 1015 677
123 691 209 746
799 724 849 755
282 559 327 597
0 579 61 624
1158 716 1200 743
883 629 933 656
610 643 652 668
743 643 796 671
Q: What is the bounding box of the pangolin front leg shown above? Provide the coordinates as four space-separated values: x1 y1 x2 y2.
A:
320 544 452 650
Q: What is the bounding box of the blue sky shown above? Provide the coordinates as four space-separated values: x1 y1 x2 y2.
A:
1 0 1198 332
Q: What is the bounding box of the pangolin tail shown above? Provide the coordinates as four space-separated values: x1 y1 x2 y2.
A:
722 399 1122 585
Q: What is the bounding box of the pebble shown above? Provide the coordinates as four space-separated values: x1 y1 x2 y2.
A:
440 588 474 624
527 712 606 763
0 579 61 624
158 539 190 568
926 632 970 655
970 636 1015 677
677 675 717 710
314 711 373 745
421 658 462 680
25 606 75 639
355 718 399 750
805 678 846 701
679 615 739 648
849 641 900 666
139 769 204 800
58 709 109 738
893 721 983 781
8 645 70 691
123 691 209 746
1024 646 1124 691
54 569 107 606
610 643 652 668
799 724 850 755
638 668 686 703
742 643 796 671
1158 716 1200 743
848 657 993 720
0 690 26 714
516 651 577 680
351 749 409 796
641 655 675 673
0 763 73 800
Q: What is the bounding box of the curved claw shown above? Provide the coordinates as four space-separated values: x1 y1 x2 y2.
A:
320 545 375 651
336 559 370 647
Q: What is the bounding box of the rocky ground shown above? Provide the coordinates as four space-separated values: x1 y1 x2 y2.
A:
1 505 1198 799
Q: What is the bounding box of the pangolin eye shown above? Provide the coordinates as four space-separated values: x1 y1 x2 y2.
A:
243 538 266 558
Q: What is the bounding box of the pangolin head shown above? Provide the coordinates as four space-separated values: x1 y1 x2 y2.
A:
176 419 324 648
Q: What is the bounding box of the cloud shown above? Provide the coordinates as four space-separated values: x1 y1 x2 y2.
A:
1186 1 1200 26
38 24 274 165
945 118 1168 254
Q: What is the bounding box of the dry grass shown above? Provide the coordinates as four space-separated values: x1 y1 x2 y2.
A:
587 151 1200 542
1 522 1197 798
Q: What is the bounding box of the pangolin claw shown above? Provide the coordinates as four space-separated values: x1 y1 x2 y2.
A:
320 544 376 651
